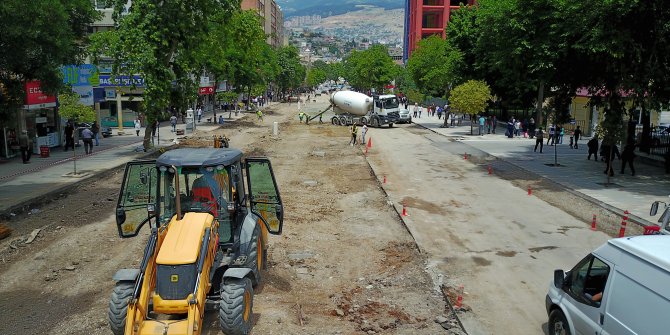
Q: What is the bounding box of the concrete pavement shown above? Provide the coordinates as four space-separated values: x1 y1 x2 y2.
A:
0 104 274 215
411 116 670 226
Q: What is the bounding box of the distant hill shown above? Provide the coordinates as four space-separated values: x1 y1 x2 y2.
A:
277 0 404 18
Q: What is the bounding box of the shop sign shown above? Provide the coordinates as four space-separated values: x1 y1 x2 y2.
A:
62 64 100 87
199 86 214 95
98 75 145 87
72 85 94 106
24 81 56 108
35 117 47 123
200 76 210 87
216 81 227 92
105 89 116 99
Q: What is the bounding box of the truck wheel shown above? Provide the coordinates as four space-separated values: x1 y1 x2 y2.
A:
388 123 394 128
361 117 368 125
108 281 134 335
548 309 571 335
331 117 339 125
219 278 254 335
339 116 348 126
371 117 380 127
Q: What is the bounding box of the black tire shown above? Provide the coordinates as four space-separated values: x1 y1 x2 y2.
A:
548 309 571 335
339 116 348 126
361 118 368 125
219 278 254 335
246 231 262 287
388 123 394 128
108 281 134 335
331 117 339 125
371 117 380 128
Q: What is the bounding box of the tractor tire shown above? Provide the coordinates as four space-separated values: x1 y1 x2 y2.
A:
246 232 263 287
108 281 134 335
219 278 254 335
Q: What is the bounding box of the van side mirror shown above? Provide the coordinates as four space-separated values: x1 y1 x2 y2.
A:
650 201 660 216
554 270 565 289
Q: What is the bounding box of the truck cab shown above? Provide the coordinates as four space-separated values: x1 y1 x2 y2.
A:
371 94 400 124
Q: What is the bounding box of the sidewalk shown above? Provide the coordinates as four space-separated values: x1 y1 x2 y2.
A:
0 104 275 215
412 116 670 225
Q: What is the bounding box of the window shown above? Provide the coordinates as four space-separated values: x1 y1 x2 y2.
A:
567 255 610 306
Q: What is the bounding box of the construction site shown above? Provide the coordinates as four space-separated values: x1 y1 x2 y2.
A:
0 95 668 335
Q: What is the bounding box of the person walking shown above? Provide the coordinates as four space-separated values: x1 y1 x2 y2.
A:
19 130 32 163
134 119 141 136
547 124 556 145
197 106 203 123
418 105 423 118
587 137 599 160
573 126 582 149
91 121 100 146
81 127 94 154
620 141 637 176
528 118 535 138
534 128 544 153
360 124 368 145
256 110 263 122
478 115 486 135
64 121 75 151
514 120 521 137
413 103 418 118
349 123 358 146
491 115 497 134
170 115 177 132
558 126 565 144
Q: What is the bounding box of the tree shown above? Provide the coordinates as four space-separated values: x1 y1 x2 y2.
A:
90 0 239 150
450 80 492 116
276 46 306 96
0 0 99 120
58 91 95 122
344 45 397 92
306 68 327 88
406 35 463 98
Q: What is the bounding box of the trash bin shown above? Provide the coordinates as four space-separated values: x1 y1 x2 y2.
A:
39 145 50 158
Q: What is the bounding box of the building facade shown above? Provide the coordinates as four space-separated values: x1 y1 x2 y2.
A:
403 0 476 63
241 0 286 48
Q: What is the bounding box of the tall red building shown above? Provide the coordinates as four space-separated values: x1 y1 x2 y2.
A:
403 0 476 63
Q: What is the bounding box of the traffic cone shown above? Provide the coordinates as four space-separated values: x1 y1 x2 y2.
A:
619 210 629 238
591 214 597 231
455 285 464 309
402 204 408 216
527 185 532 196
383 175 386 184
488 165 492 175
367 138 372 148
464 152 468 160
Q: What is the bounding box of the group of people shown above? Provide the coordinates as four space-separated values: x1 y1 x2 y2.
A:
348 123 368 146
587 137 638 176
63 120 101 155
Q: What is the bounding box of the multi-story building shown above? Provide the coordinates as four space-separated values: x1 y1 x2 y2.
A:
241 0 286 48
403 0 477 63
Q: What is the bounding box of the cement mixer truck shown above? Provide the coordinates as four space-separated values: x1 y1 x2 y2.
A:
306 91 400 128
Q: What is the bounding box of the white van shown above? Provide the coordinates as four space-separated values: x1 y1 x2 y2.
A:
545 235 670 335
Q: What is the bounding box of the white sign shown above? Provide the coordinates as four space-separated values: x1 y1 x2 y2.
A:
73 85 94 106
200 76 210 87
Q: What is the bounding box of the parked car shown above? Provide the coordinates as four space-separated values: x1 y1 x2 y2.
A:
397 109 412 124
545 235 670 335
101 125 113 137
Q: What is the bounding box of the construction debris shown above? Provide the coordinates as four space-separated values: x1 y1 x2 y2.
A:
0 224 12 240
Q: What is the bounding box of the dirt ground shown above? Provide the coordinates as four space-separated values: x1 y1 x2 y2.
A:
0 99 450 335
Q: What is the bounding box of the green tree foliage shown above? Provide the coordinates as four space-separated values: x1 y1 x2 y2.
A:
58 91 95 122
0 0 99 119
306 68 327 88
344 45 397 92
276 46 306 95
450 80 492 116
406 35 463 98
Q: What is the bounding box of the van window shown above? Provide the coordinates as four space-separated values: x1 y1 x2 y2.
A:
567 255 610 306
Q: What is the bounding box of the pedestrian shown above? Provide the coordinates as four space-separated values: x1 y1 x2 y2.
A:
451 112 456 127
587 137 599 161
64 121 75 151
298 112 305 123
491 115 497 133
534 128 544 153
413 103 418 118
528 118 535 138
478 115 486 136
134 119 141 136
558 126 565 144
197 106 203 123
601 142 620 176
91 121 100 146
514 120 521 137
349 123 358 146
437 107 442 120
361 124 368 145
19 130 32 163
256 110 263 122
81 126 94 154
547 124 555 145
620 140 637 176
418 105 423 118
151 120 159 144
446 113 452 128
573 126 582 149
170 115 177 132
506 119 514 138
569 133 574 149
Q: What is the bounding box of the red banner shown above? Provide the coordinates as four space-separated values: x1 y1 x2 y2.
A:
25 81 56 106
198 86 214 95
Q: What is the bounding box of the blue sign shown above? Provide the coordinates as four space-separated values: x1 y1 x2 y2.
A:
98 75 145 87
62 64 99 87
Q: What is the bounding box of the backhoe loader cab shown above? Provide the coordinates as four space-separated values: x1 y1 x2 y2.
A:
110 148 283 335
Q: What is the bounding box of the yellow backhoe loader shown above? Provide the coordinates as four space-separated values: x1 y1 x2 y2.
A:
109 148 284 335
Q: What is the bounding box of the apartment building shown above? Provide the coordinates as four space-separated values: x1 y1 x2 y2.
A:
241 0 286 48
403 0 476 63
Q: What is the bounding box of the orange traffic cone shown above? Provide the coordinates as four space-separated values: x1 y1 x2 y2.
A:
488 165 492 175
464 152 468 160
367 138 372 148
402 204 408 216
455 285 464 309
